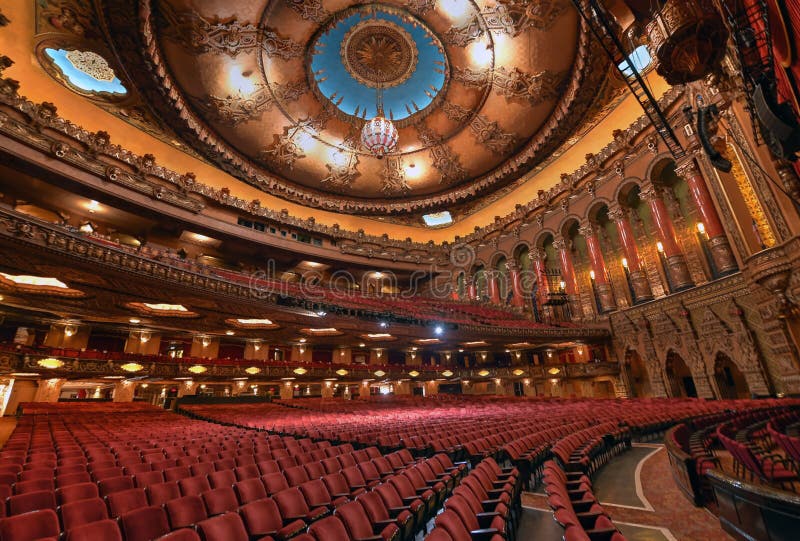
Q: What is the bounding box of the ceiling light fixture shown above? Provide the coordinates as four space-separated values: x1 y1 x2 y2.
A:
361 88 398 159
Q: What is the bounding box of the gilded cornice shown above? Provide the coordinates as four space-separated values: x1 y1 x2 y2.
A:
0 56 447 264
458 86 685 246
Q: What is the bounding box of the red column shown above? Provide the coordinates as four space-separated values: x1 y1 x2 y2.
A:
676 158 738 274
467 278 477 301
554 237 578 295
641 184 694 290
488 273 501 304
506 261 525 308
579 223 616 312
529 248 549 305
609 205 653 302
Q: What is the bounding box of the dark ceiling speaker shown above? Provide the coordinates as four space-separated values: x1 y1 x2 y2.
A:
753 82 800 161
696 105 732 173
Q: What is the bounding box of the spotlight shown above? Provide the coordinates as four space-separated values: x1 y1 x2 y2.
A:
379 321 388 328
434 325 444 336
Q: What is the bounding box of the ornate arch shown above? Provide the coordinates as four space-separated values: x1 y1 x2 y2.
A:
613 177 644 204
557 215 582 239
533 229 556 248
645 153 677 184
585 198 612 222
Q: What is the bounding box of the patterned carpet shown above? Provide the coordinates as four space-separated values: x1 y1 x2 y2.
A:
522 445 734 541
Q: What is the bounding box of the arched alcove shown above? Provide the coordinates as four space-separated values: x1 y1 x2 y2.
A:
665 350 697 398
624 349 651 397
714 352 751 399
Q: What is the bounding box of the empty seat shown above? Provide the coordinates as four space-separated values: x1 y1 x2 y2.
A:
336 500 399 541
166 495 208 529
0 508 60 541
179 475 212 496
55 472 92 488
239 498 307 540
234 465 260 481
14 479 54 495
98 476 134 497
107 487 148 517
60 497 109 530
65 519 123 541
120 505 171 541
195 512 250 541
147 481 181 506
233 478 267 504
134 470 165 488
56 483 99 505
208 469 236 489
8 489 57 515
262 472 290 496
201 487 239 516
274 487 329 524
300 479 347 510
307 516 350 541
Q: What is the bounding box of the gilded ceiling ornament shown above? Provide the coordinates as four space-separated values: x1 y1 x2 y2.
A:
260 127 306 169
493 67 567 106
452 67 492 89
429 144 468 185
443 16 484 47
441 101 473 124
483 0 570 35
195 81 306 126
321 152 360 189
380 156 410 195
285 0 330 24
262 28 305 60
415 124 467 185
469 115 518 153
406 0 437 16
159 6 301 59
341 19 418 89
64 50 116 82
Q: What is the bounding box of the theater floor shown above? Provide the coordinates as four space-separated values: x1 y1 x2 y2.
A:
520 444 733 541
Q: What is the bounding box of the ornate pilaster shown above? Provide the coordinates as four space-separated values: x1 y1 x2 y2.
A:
553 236 583 319
505 260 525 308
640 184 695 291
579 222 617 313
609 205 654 303
675 157 738 275
776 160 800 203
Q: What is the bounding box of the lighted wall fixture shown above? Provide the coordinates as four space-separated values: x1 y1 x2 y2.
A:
120 362 144 373
408 371 420 377
293 367 308 375
336 369 349 376
225 330 235 336
139 331 151 343
188 365 208 374
656 241 665 253
37 358 64 369
63 324 77 338
200 336 211 348
252 341 262 351
129 318 141 324
512 369 525 376
477 369 490 377
441 370 454 377
245 367 261 375
494 378 502 385
523 378 531 385
373 370 386 377
547 367 561 375
444 353 451 361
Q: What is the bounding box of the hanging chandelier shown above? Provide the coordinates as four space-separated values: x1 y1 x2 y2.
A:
361 88 398 159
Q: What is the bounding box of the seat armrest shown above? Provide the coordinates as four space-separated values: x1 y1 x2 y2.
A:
277 519 308 540
389 506 412 517
469 528 500 541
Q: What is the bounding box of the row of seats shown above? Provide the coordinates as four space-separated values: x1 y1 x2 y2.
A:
426 457 521 541
0 406 473 541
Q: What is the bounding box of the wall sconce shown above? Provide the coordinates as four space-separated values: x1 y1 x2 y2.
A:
523 378 530 385
696 222 706 235
340 349 345 357
188 365 207 374
245 366 260 375
494 378 501 385
547 350 554 358
550 378 559 385
376 350 383 358
444 352 451 361
374 370 386 377
621 258 628 268
63 324 77 338
336 369 349 376
141 383 148 389
252 341 261 351
293 367 308 375
589 270 596 281
559 280 567 291
442 370 454 377
139 331 151 343
656 241 665 253
298 346 306 355
325 381 332 388
480 352 487 361
200 336 211 348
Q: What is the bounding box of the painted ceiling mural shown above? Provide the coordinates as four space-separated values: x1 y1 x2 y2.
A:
32 0 614 218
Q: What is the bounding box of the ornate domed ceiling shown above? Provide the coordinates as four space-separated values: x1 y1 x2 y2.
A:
97 0 610 216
